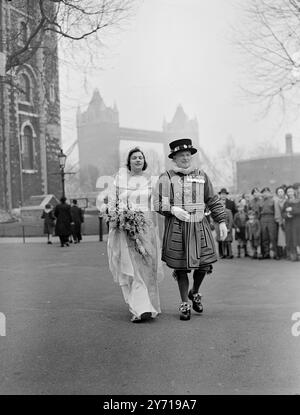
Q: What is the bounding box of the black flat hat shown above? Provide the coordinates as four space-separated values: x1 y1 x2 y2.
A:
218 188 230 195
168 138 197 159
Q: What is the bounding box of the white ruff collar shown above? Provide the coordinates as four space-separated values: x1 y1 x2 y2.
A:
172 166 196 175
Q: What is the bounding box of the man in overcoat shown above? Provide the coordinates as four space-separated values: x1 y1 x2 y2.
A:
154 138 227 320
70 199 84 243
54 197 72 247
218 187 237 257
218 188 237 217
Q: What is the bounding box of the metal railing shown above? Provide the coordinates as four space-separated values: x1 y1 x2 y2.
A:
0 223 43 243
0 221 108 243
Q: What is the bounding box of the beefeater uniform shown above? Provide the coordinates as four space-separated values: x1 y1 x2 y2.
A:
154 168 226 272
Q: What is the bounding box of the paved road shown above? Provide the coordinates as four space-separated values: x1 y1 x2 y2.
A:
0 240 299 395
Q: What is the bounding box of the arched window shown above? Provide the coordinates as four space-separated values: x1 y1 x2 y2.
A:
22 126 34 170
19 73 31 102
20 21 28 44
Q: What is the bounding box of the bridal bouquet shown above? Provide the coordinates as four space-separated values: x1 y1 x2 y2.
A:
104 204 149 258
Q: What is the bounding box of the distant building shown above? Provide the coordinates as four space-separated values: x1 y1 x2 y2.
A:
76 89 221 189
0 0 62 210
236 134 300 192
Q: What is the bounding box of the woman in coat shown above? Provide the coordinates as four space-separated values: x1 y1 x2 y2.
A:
274 186 287 258
282 186 300 261
41 203 55 244
54 197 72 247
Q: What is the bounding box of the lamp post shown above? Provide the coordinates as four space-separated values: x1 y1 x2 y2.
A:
58 148 67 198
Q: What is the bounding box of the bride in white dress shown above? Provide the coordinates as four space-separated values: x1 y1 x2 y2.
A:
105 148 164 323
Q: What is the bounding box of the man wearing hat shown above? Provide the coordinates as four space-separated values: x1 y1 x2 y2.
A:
154 138 227 320
70 199 84 243
218 187 237 257
249 187 263 219
218 188 237 217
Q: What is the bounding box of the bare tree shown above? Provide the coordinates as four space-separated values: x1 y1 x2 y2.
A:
234 0 300 113
212 135 245 191
3 0 136 74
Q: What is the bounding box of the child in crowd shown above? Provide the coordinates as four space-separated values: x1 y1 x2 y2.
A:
245 210 261 259
41 203 55 244
238 193 249 213
233 203 248 258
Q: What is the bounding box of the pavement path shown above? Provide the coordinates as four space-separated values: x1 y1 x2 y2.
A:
0 240 299 395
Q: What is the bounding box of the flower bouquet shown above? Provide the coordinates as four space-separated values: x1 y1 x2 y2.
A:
104 204 149 258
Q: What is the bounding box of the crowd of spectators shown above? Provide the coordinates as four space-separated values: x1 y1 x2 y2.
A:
211 183 300 261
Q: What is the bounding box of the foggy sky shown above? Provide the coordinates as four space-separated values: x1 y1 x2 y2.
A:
59 0 300 162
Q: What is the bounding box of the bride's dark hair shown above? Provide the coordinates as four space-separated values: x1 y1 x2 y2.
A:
126 147 148 171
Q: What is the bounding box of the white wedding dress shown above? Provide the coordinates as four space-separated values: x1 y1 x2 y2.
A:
106 168 164 320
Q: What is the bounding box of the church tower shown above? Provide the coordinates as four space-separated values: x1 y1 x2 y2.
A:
0 0 62 210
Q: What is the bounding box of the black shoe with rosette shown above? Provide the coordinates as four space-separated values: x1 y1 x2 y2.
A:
188 290 203 313
179 302 191 320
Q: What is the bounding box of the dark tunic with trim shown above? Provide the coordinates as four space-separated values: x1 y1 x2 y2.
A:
154 168 226 270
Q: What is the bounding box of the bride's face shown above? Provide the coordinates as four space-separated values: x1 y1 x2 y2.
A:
130 151 144 173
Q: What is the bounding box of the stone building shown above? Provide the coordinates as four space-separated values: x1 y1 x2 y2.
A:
236 134 300 192
0 0 62 210
76 89 220 190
